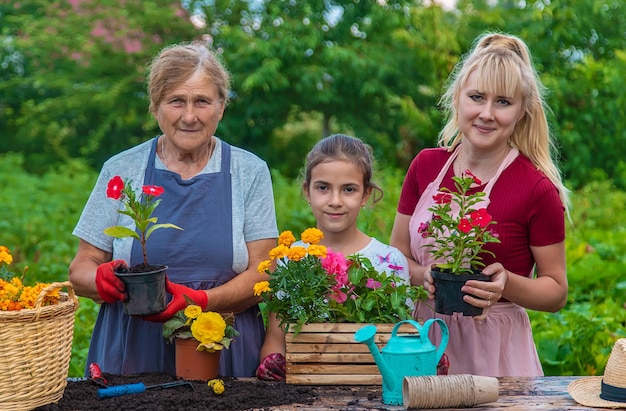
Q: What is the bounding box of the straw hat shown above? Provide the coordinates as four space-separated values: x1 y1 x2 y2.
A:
568 338 626 408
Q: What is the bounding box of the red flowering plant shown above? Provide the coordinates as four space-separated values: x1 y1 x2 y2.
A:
418 170 500 275
253 228 427 334
104 176 183 267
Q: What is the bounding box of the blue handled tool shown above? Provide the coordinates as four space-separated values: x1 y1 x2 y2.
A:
97 380 193 399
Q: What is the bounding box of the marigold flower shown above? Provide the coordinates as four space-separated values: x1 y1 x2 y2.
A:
0 246 13 265
301 228 324 245
257 260 271 273
278 231 296 247
269 244 289 260
306 244 327 258
286 246 307 261
253 281 270 296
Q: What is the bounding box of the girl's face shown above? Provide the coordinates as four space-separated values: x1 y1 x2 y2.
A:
304 160 371 237
457 70 525 150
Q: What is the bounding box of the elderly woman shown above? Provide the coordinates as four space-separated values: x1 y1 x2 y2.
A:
69 42 278 377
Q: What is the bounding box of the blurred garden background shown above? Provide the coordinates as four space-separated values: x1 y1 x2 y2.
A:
1 0 625 377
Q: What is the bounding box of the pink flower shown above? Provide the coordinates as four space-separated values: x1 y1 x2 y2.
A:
366 278 382 289
328 285 348 303
321 249 348 286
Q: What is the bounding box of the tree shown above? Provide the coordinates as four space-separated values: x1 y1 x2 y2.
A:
192 0 459 174
0 0 202 172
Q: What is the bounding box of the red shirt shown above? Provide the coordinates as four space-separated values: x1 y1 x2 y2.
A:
398 148 565 278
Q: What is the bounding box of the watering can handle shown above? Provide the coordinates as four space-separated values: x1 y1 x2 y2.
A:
421 318 449 365
390 319 423 337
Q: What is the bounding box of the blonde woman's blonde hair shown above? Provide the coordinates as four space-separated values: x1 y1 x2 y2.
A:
438 32 570 214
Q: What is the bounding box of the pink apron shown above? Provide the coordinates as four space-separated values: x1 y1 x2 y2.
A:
408 145 543 377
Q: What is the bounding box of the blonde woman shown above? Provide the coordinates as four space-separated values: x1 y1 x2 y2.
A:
391 33 570 377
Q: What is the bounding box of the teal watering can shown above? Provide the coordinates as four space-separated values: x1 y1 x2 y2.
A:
354 319 449 405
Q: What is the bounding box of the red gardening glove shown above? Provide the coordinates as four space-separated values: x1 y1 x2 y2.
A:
141 278 208 323
256 353 286 381
95 260 128 303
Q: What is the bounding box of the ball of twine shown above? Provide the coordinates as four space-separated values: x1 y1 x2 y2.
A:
403 374 499 409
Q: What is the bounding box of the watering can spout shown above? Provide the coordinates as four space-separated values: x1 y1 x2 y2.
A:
353 325 398 393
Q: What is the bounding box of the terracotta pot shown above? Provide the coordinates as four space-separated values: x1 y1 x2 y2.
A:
431 269 489 316
115 265 167 315
175 338 221 381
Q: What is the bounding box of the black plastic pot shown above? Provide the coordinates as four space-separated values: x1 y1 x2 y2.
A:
431 269 489 316
115 265 167 315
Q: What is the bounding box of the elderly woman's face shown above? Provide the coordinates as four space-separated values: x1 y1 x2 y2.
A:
155 70 225 152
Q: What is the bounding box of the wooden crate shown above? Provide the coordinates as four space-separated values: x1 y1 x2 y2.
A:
285 322 418 385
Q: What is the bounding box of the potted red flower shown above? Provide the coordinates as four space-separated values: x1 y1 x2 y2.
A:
418 170 500 316
104 175 183 315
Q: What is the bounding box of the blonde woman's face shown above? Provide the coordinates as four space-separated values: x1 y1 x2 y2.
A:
457 70 524 149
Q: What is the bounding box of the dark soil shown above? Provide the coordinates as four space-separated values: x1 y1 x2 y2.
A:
34 373 320 411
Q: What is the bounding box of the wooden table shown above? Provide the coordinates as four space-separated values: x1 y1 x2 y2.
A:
271 376 609 410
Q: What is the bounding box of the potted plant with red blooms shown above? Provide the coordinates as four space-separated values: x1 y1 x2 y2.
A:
104 175 183 315
418 170 501 316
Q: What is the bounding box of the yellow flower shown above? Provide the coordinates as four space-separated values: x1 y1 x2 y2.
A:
191 311 226 346
301 228 324 245
307 244 327 258
184 305 203 319
269 244 289 260
208 379 225 395
257 260 271 274
0 246 12 265
286 246 307 261
253 281 270 296
278 231 296 247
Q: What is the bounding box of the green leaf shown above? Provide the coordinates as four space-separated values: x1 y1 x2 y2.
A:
103 226 139 240
145 223 184 240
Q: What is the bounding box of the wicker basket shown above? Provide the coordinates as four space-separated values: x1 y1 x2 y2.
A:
0 281 79 411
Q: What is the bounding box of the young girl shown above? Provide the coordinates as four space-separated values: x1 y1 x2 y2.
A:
255 134 410 381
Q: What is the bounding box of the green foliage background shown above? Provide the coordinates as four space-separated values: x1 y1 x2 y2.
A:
1 154 624 377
